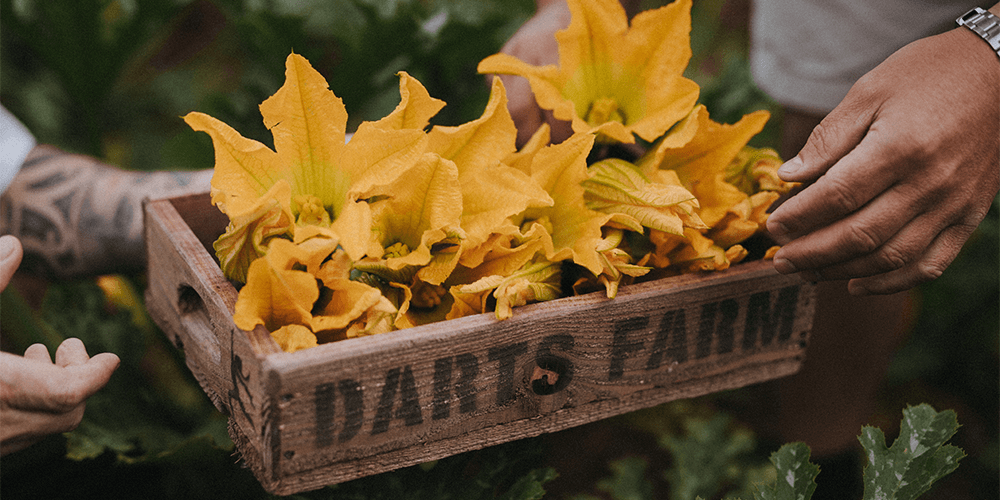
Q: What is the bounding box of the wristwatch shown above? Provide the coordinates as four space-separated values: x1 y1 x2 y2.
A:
956 7 1000 59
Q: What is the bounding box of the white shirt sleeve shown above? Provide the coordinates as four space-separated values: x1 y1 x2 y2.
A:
0 105 36 193
749 0 980 114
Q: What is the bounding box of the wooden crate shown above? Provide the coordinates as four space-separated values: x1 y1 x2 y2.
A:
144 192 815 495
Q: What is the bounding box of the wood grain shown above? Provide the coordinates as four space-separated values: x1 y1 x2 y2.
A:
144 192 815 495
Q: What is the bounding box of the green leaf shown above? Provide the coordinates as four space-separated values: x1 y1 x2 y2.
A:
753 443 818 500
596 457 655 500
497 467 558 500
859 404 965 500
661 414 756 500
309 437 551 500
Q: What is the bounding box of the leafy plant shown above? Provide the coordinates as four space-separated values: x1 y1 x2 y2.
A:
1 0 993 498
752 444 818 500
289 439 555 500
567 404 963 500
857 405 964 500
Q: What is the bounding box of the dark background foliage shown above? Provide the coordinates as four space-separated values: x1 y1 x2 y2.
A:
1 0 996 498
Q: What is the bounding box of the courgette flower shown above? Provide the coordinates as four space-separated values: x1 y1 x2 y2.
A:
637 105 792 269
184 53 429 282
478 0 700 144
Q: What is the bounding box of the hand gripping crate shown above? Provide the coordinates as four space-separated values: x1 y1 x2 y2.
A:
144 192 815 495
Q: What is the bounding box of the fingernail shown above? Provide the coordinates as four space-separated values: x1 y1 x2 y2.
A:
778 157 802 177
772 257 797 274
0 235 16 260
767 219 789 239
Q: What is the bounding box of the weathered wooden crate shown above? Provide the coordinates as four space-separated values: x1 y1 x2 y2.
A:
144 192 815 495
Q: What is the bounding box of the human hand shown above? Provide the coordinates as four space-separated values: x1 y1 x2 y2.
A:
495 0 575 146
766 20 1000 296
0 235 22 290
0 338 120 455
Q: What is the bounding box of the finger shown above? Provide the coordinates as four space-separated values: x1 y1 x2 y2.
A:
770 184 924 273
84 352 121 386
0 352 87 412
847 221 976 295
23 343 53 362
55 338 91 367
0 235 23 291
793 210 947 281
768 84 884 241
767 136 899 244
777 83 877 183
47 353 120 411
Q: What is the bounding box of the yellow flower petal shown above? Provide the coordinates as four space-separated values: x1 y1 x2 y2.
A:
271 324 319 353
343 294 400 338
448 260 562 320
460 166 552 250
292 231 342 275
619 0 701 141
182 111 287 217
428 79 553 251
670 230 730 272
330 199 381 261
340 122 429 201
642 105 769 189
479 0 700 144
428 77 517 173
187 53 431 282
520 132 609 275
309 278 390 332
726 245 748 265
212 180 295 284
503 124 551 175
364 153 466 285
640 105 771 230
233 238 319 332
259 52 350 210
494 272 561 320
375 71 446 131
583 158 704 236
593 228 650 298
725 146 794 195
708 215 760 249
450 224 546 285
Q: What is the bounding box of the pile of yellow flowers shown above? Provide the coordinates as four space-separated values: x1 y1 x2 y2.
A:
184 0 794 352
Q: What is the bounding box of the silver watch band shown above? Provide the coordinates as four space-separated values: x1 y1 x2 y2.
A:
957 7 1000 59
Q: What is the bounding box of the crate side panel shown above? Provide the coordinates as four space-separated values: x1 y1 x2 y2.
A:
261 266 813 489
268 352 803 495
144 196 278 477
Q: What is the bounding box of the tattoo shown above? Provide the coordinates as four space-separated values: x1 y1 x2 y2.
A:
0 145 213 278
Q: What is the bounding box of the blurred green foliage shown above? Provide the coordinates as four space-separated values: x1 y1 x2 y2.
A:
1 0 996 498
1 0 535 172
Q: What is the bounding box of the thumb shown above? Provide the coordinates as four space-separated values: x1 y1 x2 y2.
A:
778 94 876 183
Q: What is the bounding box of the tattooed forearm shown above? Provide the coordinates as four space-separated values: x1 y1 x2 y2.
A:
0 145 212 278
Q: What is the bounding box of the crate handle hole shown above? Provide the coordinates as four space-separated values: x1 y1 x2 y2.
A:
178 285 205 314
175 284 221 364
